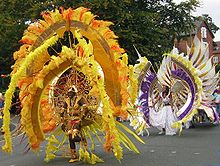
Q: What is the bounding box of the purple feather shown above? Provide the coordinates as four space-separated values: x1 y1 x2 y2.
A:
171 68 196 120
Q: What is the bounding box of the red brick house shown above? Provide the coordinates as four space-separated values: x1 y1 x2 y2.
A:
213 41 220 64
175 20 220 64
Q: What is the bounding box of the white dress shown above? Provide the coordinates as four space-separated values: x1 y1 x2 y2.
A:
149 93 177 135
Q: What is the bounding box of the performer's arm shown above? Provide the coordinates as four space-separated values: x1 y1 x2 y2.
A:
170 93 174 111
152 95 161 108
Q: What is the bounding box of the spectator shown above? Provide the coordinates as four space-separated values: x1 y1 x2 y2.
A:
0 93 4 108
214 86 220 116
0 92 4 118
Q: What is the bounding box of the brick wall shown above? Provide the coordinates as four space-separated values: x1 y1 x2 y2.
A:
213 41 220 64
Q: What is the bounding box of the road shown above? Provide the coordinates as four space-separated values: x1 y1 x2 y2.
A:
0 121 220 166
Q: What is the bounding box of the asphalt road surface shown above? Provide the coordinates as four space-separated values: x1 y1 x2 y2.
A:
1 121 220 166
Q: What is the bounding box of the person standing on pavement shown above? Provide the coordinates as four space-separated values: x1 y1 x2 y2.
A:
213 86 220 116
0 92 4 115
0 92 5 134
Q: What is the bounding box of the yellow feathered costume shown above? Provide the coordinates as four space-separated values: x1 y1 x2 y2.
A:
1 7 143 164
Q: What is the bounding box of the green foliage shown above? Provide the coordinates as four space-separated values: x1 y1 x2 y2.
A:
80 0 201 64
216 63 220 73
0 0 201 75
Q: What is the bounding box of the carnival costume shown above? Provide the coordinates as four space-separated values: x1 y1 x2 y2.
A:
1 7 144 164
130 36 219 134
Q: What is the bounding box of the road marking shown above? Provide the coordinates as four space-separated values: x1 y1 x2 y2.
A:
150 150 155 153
194 152 200 155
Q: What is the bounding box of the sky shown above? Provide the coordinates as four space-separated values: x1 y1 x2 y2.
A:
173 0 220 41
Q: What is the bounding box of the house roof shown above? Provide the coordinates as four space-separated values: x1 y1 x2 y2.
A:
179 20 215 39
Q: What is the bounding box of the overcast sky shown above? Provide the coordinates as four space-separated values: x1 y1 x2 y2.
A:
173 0 220 41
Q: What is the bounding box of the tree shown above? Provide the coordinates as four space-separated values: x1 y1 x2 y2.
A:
0 0 201 75
216 63 220 73
79 0 201 64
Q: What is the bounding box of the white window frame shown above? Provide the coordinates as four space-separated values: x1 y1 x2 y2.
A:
213 56 219 64
201 27 207 39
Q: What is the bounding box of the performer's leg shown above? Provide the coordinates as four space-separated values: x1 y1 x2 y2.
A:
158 128 165 135
69 134 78 163
80 135 87 149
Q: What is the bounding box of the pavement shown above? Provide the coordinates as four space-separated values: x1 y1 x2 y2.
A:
0 115 18 138
0 122 220 166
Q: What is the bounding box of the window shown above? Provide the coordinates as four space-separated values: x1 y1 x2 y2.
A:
202 41 208 48
214 46 219 51
213 56 219 64
201 27 207 39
